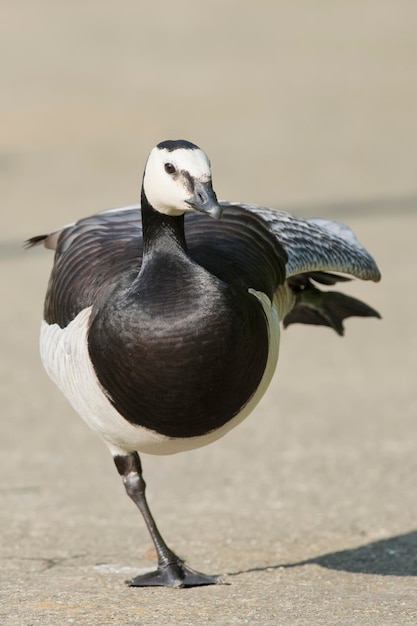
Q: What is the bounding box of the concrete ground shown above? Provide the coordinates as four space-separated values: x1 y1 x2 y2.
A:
1 2 416 624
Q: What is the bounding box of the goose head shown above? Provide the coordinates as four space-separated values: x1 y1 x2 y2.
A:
142 140 223 220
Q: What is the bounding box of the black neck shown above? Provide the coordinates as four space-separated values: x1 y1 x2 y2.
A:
140 189 188 260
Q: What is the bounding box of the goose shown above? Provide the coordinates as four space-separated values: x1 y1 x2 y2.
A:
27 139 381 588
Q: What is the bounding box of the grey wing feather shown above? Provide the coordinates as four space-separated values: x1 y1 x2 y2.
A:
27 202 380 335
221 202 381 282
27 201 380 283
26 206 143 327
25 205 142 252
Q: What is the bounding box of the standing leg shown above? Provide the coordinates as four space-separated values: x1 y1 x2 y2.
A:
114 452 221 588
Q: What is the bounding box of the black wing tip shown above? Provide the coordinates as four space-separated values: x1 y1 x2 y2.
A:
366 262 382 283
24 234 48 249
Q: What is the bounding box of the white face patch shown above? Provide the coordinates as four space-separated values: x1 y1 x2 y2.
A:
143 146 212 216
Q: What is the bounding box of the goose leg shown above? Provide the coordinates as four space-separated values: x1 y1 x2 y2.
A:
114 452 221 588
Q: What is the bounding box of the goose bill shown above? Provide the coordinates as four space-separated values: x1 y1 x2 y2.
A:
185 180 223 219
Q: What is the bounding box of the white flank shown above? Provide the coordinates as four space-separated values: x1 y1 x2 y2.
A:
40 293 280 457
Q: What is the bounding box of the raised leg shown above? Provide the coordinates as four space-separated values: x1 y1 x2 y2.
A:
114 452 222 588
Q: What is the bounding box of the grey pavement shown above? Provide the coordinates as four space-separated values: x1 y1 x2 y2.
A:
1 2 417 625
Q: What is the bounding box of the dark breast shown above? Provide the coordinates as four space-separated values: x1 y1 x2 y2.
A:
43 206 287 438
88 254 270 438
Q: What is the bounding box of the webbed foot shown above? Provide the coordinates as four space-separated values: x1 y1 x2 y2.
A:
127 559 223 588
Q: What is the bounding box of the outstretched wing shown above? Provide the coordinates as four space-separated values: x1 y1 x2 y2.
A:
26 204 288 327
218 202 381 334
27 201 380 333
222 202 381 282
26 207 144 326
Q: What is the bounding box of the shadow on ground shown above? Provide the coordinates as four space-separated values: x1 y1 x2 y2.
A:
229 531 417 578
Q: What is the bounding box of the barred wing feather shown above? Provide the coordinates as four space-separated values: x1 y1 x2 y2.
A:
223 202 381 282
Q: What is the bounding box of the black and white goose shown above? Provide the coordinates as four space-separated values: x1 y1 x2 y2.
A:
28 139 381 588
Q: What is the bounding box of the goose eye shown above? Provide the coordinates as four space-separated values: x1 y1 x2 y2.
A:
164 163 176 174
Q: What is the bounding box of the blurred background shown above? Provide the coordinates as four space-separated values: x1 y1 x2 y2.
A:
2 0 417 238
1 1 417 623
